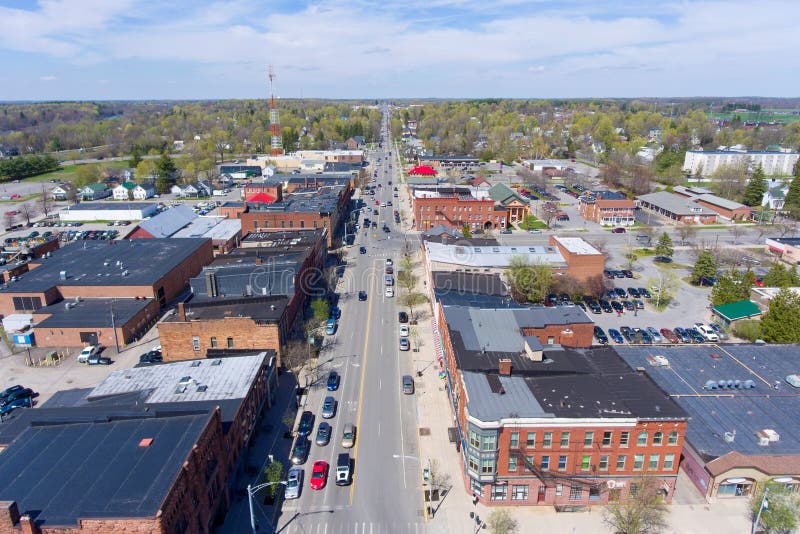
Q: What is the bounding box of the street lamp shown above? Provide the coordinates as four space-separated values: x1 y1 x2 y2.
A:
247 481 287 534
469 511 486 534
751 486 769 534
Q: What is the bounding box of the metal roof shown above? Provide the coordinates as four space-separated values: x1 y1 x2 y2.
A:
425 240 566 268
63 202 156 212
137 204 197 238
637 191 716 216
189 257 299 300
615 344 800 459
713 300 761 321
463 371 550 421
35 298 153 328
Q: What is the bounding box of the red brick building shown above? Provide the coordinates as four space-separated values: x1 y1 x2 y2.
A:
242 183 282 202
549 236 606 282
413 190 507 231
672 186 750 221
433 304 688 507
578 192 635 226
0 238 213 318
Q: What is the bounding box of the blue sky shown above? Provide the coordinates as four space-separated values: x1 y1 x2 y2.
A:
1 0 799 100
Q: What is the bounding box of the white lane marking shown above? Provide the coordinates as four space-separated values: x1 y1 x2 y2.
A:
379 378 381 390
378 422 381 436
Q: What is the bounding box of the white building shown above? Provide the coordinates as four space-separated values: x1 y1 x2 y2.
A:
683 150 799 176
59 202 158 222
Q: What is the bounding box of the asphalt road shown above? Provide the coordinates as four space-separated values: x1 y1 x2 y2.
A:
276 111 425 534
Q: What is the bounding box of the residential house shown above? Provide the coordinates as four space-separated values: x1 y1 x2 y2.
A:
345 136 366 149
112 182 137 200
132 181 156 200
79 183 111 201
50 184 73 201
172 181 213 198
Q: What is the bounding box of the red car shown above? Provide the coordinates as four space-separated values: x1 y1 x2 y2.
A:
611 227 626 233
310 460 328 490
660 328 680 344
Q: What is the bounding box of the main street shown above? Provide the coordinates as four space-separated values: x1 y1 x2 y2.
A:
275 110 426 534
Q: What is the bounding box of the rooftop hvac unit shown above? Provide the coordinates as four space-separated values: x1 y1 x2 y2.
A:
724 431 736 443
59 270 67 280
761 429 780 442
758 435 771 447
704 380 718 390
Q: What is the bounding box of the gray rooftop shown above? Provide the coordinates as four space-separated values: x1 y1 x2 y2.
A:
616 345 800 460
0 411 211 526
136 204 197 238
637 191 716 216
0 238 210 293
173 295 288 322
463 371 549 421
424 240 566 268
35 298 153 329
247 186 344 214
190 256 300 300
62 202 157 212
694 193 747 211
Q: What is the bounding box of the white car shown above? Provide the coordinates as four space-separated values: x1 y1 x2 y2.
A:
285 466 303 499
77 345 99 363
695 323 719 342
385 287 394 298
399 324 409 337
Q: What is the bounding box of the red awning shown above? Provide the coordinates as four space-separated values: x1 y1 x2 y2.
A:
768 245 785 254
246 192 276 203
408 165 437 176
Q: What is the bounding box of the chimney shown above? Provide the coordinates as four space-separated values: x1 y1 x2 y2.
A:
0 502 20 531
20 514 39 534
255 257 263 265
498 358 512 376
177 302 186 321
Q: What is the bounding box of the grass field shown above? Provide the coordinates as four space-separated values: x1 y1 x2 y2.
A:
24 160 130 183
711 109 800 123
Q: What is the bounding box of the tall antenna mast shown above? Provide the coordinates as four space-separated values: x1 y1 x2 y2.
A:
269 64 282 155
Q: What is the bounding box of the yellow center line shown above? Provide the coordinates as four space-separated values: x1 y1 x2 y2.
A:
350 258 376 503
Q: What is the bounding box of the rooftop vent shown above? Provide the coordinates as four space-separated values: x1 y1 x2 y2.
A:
724 430 736 443
211 359 222 366
178 376 193 384
196 385 208 392
190 361 201 367
138 438 153 448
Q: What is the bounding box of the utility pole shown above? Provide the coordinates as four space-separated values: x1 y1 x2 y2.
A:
110 299 120 353
751 486 769 534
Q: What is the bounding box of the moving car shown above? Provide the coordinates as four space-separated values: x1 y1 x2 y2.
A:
402 375 414 394
359 246 367 254
336 453 352 486
358 291 368 301
342 423 356 448
316 422 332 446
284 467 303 500
310 461 329 490
321 396 336 419
594 326 609 344
399 337 410 351
326 371 340 391
77 345 99 363
291 438 310 465
297 411 314 437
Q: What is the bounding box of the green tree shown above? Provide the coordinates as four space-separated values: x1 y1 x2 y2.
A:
506 256 553 304
760 288 800 343
135 159 157 181
691 250 718 284
71 164 101 188
742 163 767 206
710 270 756 306
486 509 518 534
646 270 679 309
602 476 668 534
310 297 330 328
461 224 472 238
653 232 674 259
750 482 800 534
261 460 284 501
128 145 143 168
155 152 177 178
762 261 800 288
785 162 800 210
399 291 429 323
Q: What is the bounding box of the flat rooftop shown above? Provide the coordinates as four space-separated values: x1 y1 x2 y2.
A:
552 236 602 255
135 204 197 238
62 202 156 211
425 240 566 268
35 298 153 328
616 344 800 459
0 411 211 526
171 295 288 322
247 186 344 214
462 346 687 421
190 255 301 300
0 238 209 293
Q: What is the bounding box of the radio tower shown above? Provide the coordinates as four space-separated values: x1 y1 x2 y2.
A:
268 65 282 155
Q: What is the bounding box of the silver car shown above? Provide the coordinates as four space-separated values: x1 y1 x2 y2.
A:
321 396 336 419
284 466 303 500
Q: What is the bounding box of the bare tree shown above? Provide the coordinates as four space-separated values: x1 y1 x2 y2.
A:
39 184 52 217
729 224 745 245
486 509 519 534
17 202 39 226
602 476 668 534
280 339 312 376
676 224 697 245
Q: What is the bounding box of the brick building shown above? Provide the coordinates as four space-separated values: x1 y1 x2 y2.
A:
242 183 282 202
0 238 213 318
0 352 278 533
432 304 688 507
218 201 245 220
636 191 718 224
418 154 480 173
672 186 750 221
240 186 350 247
413 190 507 231
578 191 635 226
549 236 605 282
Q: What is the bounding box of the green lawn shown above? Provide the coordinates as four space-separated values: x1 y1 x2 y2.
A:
23 160 130 183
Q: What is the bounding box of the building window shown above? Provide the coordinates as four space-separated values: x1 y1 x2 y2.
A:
602 431 613 447
616 455 626 471
480 458 495 475
649 454 660 471
313 220 318 228
620 432 630 447
599 455 609 471
512 485 529 501
227 337 234 349
581 455 591 470
560 432 570 448
468 455 479 473
299 220 305 228
524 455 534 470
543 432 552 448
253 221 259 230
653 432 663 446
469 430 480 449
664 454 675 470
629 483 640 497
555 483 563 497
558 456 567 471
668 431 679 445
589 485 602 501
510 432 519 448
470 478 483 496
192 336 200 351
482 434 497 452
569 485 582 501
584 432 594 447
210 337 217 348
508 457 518 471
540 456 550 471
547 336 555 345
281 220 286 228
637 432 648 446
634 454 645 471
491 484 507 501
289 220 294 228
526 432 536 448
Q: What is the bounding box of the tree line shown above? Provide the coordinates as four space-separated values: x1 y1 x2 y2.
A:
0 154 59 181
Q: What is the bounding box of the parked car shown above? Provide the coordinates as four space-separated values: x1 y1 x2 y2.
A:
611 227 626 233
291 438 311 465
594 326 609 344
709 323 729 340
0 387 34 408
619 326 633 343
0 396 32 416
77 345 99 363
654 256 673 263
139 349 162 364
402 375 414 395
608 329 624 344
336 453 352 486
599 299 613 313
622 300 634 311
588 301 602 314
673 328 692 343
342 423 356 448
398 311 408 323
627 287 640 298
325 318 337 335
611 301 624 312
695 323 720 342
399 337 410 351
284 467 304 500
310 460 329 490
622 269 634 278
297 411 314 437
687 327 706 343
0 385 25 403
632 299 645 310
638 288 652 299
660 328 680 343
545 294 558 306
399 324 409 337
316 422 332 446
321 396 336 419
326 371 340 391
87 353 112 365
647 327 663 343
615 288 628 298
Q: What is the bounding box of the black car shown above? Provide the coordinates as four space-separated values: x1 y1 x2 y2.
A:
654 256 673 264
398 311 408 323
594 326 609 344
545 293 558 306
614 270 625 278
0 396 32 417
588 301 602 314
619 326 634 343
603 269 615 279
0 387 34 407
611 301 624 312
139 350 162 364
297 411 315 437
87 353 112 365
627 287 640 298
638 287 652 299
358 290 368 301
622 269 634 278
615 287 627 298
291 438 311 465
359 246 367 254
326 371 340 391
622 300 635 311
558 293 571 304
599 299 613 313
0 385 25 402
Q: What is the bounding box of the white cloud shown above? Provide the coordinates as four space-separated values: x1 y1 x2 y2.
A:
39 75 57 82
